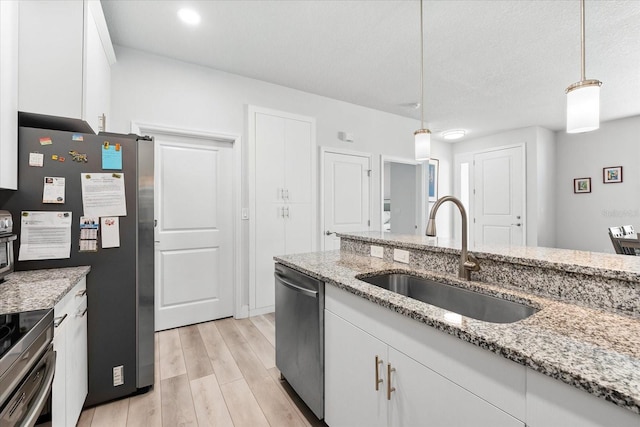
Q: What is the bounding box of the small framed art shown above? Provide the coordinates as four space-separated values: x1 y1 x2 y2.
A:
603 166 623 184
574 177 591 194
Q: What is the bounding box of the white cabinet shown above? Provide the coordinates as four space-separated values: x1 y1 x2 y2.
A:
52 277 88 427
18 0 114 133
249 106 316 313
526 368 639 427
325 308 523 427
0 0 19 189
325 311 387 427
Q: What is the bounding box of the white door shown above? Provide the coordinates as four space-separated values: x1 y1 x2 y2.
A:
473 146 525 247
154 135 234 331
322 150 371 250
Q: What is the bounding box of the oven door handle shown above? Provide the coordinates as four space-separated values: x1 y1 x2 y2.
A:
21 350 56 427
274 273 318 298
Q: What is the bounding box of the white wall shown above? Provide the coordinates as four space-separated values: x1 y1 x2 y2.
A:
535 127 556 247
110 46 453 308
555 115 640 253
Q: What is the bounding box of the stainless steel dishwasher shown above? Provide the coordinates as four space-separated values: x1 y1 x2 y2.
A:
274 263 324 419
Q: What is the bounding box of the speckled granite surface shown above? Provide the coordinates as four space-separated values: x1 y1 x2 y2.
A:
339 231 640 282
0 266 91 314
340 232 640 317
274 250 640 414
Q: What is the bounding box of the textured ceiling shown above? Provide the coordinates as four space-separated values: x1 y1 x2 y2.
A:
101 0 640 141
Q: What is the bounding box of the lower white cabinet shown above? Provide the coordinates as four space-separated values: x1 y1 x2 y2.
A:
325 310 523 427
526 368 639 427
52 277 88 427
325 310 387 427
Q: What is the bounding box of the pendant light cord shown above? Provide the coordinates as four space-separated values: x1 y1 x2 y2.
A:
580 0 585 81
420 0 425 128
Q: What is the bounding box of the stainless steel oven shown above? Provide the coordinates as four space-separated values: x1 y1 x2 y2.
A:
0 210 16 283
0 309 55 427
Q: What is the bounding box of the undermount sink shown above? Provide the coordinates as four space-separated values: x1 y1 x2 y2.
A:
359 273 538 324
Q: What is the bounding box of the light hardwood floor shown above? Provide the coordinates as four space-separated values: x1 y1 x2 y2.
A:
77 313 326 427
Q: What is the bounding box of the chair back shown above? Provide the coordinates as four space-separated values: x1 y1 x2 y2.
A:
608 226 625 254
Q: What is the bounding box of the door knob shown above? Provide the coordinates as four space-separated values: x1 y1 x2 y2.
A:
511 223 522 227
325 230 335 236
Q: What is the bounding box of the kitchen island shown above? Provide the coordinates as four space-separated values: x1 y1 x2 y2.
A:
275 232 640 426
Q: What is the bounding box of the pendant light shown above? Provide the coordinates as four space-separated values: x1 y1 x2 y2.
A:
566 0 602 133
414 0 431 161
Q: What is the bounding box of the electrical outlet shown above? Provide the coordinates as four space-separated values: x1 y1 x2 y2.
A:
393 248 410 264
113 365 124 386
370 245 384 258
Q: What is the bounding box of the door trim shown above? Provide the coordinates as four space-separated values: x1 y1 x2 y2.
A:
130 121 246 318
247 105 317 315
319 146 372 250
454 142 526 247
380 155 425 235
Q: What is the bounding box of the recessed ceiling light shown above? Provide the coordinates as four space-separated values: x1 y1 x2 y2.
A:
441 129 466 140
178 8 201 26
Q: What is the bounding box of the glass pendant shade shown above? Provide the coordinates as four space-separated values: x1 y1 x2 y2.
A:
566 81 601 133
414 129 431 161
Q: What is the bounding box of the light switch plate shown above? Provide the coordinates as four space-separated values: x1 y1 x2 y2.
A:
393 248 410 264
370 245 384 258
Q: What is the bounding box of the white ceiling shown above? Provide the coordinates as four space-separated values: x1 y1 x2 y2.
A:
100 0 640 141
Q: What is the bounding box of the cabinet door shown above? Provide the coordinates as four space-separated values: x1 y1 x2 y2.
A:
83 2 111 133
285 203 313 255
255 112 285 204
67 297 88 425
0 0 18 189
325 311 387 427
52 311 69 427
388 347 523 427
18 0 84 118
283 118 312 204
254 203 285 309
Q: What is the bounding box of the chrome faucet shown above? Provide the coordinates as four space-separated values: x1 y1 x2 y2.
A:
426 195 480 280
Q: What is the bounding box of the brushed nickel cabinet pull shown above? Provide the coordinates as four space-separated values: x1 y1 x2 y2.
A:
375 355 383 391
387 363 396 400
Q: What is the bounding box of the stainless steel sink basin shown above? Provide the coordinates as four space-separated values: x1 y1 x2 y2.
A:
359 273 538 323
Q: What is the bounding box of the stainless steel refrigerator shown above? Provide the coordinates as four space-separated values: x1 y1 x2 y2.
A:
1 112 154 406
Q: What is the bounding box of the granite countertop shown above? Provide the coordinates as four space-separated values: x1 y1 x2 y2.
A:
274 250 640 414
338 231 640 282
0 266 91 314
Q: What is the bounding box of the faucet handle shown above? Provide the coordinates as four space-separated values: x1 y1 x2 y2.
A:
464 254 481 272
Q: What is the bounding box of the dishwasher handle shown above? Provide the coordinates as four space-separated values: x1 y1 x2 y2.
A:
274 272 319 299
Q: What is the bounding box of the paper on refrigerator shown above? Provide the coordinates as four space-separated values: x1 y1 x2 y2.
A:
100 217 120 248
18 211 72 261
81 173 127 217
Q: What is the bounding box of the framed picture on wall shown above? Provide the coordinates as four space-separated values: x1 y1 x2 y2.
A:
603 166 623 183
428 158 439 202
573 177 591 193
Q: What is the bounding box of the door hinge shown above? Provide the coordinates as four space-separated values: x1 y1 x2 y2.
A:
368 220 370 226
473 218 476 223
366 169 372 177
473 189 476 194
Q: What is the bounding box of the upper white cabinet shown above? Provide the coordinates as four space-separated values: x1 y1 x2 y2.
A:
0 0 19 189
249 106 316 314
18 0 114 133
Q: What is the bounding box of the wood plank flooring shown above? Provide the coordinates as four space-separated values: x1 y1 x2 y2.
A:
77 313 326 427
